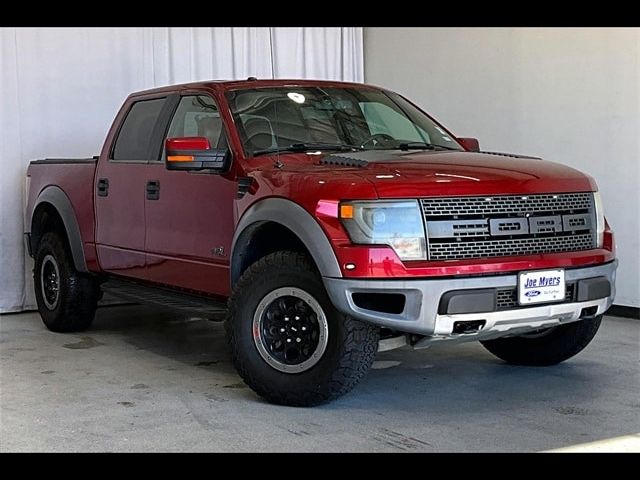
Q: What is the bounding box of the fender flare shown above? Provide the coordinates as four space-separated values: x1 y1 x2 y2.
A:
231 198 342 283
29 185 88 273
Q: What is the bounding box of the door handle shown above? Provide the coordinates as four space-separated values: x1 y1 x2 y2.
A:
97 178 109 197
146 180 160 200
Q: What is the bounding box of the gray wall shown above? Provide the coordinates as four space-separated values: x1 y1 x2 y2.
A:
364 27 639 308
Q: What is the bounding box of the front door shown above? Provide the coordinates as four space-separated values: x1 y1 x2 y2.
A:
95 96 170 279
144 94 236 297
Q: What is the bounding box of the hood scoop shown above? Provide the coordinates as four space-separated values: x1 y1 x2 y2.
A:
320 154 369 168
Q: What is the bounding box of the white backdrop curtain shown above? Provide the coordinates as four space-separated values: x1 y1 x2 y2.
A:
0 27 363 313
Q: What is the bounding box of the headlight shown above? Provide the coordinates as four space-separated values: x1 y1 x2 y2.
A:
339 200 427 260
593 191 605 248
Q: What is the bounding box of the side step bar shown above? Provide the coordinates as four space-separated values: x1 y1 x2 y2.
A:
100 277 228 316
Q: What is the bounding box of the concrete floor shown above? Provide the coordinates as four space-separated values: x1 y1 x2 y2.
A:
1 305 638 452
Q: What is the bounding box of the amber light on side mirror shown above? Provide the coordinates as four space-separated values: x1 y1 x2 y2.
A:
165 136 230 172
457 137 480 152
167 155 196 162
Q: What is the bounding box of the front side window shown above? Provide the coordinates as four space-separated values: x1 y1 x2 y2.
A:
225 87 462 156
112 97 166 161
166 95 227 150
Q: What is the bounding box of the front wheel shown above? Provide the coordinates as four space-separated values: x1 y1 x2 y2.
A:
480 315 603 366
226 251 379 406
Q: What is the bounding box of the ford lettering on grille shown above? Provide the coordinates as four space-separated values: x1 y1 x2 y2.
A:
422 193 597 261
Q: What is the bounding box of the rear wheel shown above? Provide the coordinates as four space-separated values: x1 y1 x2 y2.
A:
34 231 99 332
480 316 602 366
226 251 379 406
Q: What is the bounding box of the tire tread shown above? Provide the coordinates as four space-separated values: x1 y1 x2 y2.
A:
225 251 378 406
34 231 98 332
481 315 602 366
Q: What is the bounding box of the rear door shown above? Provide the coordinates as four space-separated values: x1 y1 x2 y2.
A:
144 93 236 296
95 95 175 279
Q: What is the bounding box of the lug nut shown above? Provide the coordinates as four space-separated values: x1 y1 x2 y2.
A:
284 316 289 321
301 326 306 331
286 338 292 343
296 337 301 343
280 328 285 333
295 316 300 320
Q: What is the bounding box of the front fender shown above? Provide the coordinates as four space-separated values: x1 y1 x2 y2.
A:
231 198 342 282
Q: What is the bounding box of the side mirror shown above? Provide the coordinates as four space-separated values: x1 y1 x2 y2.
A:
457 137 480 152
165 137 230 172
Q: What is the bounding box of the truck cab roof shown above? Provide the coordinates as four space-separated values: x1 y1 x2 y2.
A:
128 78 378 98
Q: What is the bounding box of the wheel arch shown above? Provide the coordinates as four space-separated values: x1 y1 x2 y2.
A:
29 186 88 273
230 198 342 287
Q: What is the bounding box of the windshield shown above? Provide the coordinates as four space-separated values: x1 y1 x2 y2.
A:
225 87 464 156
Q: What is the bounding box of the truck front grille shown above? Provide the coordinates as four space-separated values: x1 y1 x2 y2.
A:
421 193 596 261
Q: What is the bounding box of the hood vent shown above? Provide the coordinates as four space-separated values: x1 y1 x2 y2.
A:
480 151 541 160
320 154 369 168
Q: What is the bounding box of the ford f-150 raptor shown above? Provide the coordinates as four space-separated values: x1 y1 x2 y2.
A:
25 78 617 406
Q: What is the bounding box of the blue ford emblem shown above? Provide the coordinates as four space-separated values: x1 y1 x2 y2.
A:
525 290 541 297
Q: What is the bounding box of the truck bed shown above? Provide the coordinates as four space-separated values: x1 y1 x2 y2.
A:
26 157 99 271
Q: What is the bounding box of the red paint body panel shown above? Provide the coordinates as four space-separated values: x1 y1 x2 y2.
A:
351 152 596 197
144 163 236 296
25 79 616 300
254 150 596 197
25 162 98 268
332 244 615 278
94 161 147 279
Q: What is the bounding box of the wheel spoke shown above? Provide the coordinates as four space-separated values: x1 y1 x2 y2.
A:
284 344 300 363
278 298 288 313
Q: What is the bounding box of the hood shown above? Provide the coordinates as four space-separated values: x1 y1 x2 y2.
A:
309 150 596 197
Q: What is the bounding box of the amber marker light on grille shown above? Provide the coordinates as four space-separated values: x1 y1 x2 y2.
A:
340 204 354 219
167 155 194 162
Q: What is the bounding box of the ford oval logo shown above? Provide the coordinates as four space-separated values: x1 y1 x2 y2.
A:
525 290 541 297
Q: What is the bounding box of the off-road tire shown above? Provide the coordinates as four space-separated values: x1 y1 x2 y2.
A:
226 251 379 406
481 316 602 366
34 231 99 332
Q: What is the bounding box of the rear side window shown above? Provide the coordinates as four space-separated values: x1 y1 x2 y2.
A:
112 98 166 161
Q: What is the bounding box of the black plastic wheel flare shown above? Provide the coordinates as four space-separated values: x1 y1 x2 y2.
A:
261 296 320 365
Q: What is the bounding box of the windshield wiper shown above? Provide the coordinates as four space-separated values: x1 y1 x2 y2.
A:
397 142 459 151
252 143 363 157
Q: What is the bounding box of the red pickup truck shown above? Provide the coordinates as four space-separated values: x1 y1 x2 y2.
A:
25 78 617 406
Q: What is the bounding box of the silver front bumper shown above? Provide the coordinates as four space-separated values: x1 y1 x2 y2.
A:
323 260 617 341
